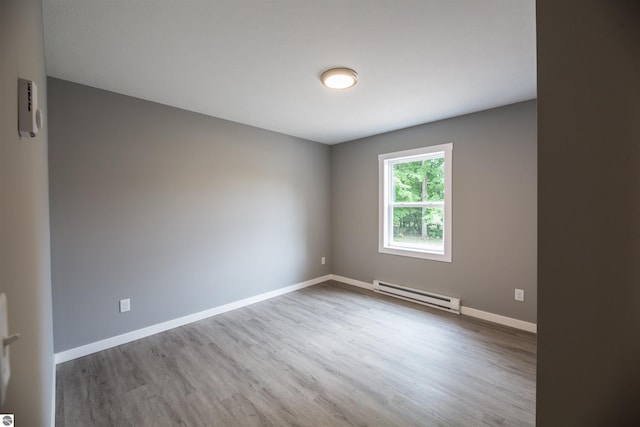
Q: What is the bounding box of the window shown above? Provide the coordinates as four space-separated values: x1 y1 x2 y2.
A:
379 143 452 262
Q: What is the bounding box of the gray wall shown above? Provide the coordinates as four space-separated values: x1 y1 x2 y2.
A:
0 0 54 425
536 0 640 425
48 78 331 352
331 101 537 323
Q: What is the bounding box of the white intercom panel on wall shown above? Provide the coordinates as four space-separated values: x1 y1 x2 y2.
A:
18 78 43 138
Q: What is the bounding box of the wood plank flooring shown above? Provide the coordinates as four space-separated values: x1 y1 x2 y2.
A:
56 281 536 426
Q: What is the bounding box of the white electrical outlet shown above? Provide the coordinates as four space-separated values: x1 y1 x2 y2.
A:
321 257 326 265
515 289 525 302
119 298 131 313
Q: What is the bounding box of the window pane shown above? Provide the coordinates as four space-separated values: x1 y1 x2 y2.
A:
392 206 444 252
393 157 445 203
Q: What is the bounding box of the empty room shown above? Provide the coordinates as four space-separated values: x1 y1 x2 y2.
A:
2 0 639 426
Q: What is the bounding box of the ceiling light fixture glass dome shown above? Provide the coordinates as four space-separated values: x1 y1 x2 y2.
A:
321 67 358 90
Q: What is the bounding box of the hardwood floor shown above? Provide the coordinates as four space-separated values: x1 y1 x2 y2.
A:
55 281 536 426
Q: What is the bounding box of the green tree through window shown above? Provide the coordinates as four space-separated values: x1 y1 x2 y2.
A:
393 158 445 243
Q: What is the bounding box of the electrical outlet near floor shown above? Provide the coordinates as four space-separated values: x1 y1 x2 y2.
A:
514 289 525 302
119 298 131 313
321 257 326 265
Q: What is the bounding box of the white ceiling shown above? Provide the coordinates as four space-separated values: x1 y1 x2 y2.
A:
43 0 536 144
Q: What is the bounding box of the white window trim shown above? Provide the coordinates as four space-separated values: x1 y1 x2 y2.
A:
378 143 453 262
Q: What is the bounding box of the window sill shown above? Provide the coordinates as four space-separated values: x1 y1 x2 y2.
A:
379 245 451 263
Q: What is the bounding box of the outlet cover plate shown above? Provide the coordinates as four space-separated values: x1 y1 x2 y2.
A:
119 298 131 313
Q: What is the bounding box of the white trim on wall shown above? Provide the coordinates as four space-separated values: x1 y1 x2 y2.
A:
330 275 536 333
329 274 374 290
55 275 331 364
460 306 537 333
55 273 535 364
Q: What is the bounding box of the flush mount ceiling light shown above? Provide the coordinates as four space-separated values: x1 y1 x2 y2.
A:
320 67 358 90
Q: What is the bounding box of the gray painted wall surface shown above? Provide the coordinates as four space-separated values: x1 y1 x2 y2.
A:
536 0 640 425
48 78 331 352
0 0 54 425
331 101 537 323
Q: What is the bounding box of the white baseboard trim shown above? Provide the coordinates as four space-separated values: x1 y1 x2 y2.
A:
460 306 537 333
54 275 332 364
329 274 374 290
331 275 537 333
54 274 535 364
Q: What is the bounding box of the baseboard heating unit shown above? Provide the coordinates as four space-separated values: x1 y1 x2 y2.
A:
373 280 461 314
